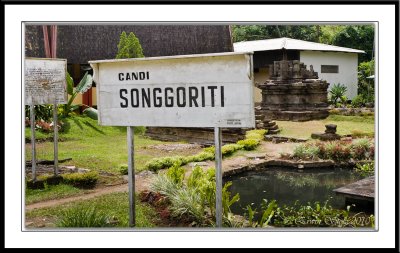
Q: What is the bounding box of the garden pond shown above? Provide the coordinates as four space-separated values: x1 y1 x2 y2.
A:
225 168 371 220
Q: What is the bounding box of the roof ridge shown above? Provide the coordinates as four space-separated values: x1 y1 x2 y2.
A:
286 37 363 51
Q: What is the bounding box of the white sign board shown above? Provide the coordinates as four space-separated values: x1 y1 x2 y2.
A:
25 58 68 105
89 52 255 128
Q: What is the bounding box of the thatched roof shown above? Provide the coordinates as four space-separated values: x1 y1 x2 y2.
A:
25 25 233 64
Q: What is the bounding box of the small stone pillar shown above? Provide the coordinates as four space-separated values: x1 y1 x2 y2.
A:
311 124 341 141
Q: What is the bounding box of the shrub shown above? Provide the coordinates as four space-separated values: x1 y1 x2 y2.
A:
26 179 45 190
45 175 63 185
292 143 320 160
25 105 53 122
145 156 185 171
62 171 99 188
245 129 266 141
150 167 238 226
149 173 179 197
222 144 243 156
118 164 128 175
57 206 115 227
237 139 259 151
169 187 205 222
351 94 365 108
188 151 215 162
203 146 215 154
329 83 347 106
166 166 185 186
355 161 374 177
328 109 341 115
329 143 351 161
144 129 266 172
351 138 373 160
351 130 374 138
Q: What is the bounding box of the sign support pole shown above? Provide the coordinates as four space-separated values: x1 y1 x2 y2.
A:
214 127 223 228
30 105 37 182
127 126 136 227
53 101 58 176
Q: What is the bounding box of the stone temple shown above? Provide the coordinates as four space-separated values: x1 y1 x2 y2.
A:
257 59 330 121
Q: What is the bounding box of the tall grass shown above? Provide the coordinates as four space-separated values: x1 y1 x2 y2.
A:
57 206 114 227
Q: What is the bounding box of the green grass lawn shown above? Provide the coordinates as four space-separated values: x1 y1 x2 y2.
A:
26 192 157 227
26 183 85 205
276 115 375 139
25 116 202 173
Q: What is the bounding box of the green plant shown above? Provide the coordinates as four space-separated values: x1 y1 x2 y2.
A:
245 129 267 140
292 143 320 160
145 156 186 171
25 105 53 122
329 83 347 106
149 173 180 197
245 205 256 227
150 166 239 227
221 144 243 156
166 165 185 186
351 138 373 160
57 206 115 227
222 181 240 216
245 199 375 228
259 199 278 227
237 139 259 151
118 164 128 175
61 72 93 118
116 31 144 59
358 60 375 103
355 161 374 177
62 171 99 188
169 187 205 223
351 94 366 108
144 129 266 172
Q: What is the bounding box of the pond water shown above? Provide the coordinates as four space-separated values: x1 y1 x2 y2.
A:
225 168 367 218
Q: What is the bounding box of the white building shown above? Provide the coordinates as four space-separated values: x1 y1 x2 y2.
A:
234 37 365 102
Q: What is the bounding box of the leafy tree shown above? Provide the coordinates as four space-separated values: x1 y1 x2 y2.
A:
357 59 375 103
116 31 144 59
332 25 374 62
232 25 374 62
232 25 321 42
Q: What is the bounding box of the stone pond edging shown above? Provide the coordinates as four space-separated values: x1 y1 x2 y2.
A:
223 158 364 178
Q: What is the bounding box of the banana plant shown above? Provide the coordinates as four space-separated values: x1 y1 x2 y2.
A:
61 71 95 118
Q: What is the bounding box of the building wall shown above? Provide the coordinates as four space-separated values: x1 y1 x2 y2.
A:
254 68 269 103
300 51 359 99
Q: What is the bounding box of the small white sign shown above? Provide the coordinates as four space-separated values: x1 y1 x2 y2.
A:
25 58 68 105
89 52 255 128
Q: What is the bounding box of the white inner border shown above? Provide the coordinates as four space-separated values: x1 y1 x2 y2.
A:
5 4 396 248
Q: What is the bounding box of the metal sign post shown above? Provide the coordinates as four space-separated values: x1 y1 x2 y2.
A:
53 101 59 176
89 52 255 229
30 105 37 182
127 126 136 227
214 127 223 228
25 58 67 179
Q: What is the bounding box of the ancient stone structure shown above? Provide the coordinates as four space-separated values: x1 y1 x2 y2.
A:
255 106 280 134
145 127 249 146
257 60 329 121
311 124 341 141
